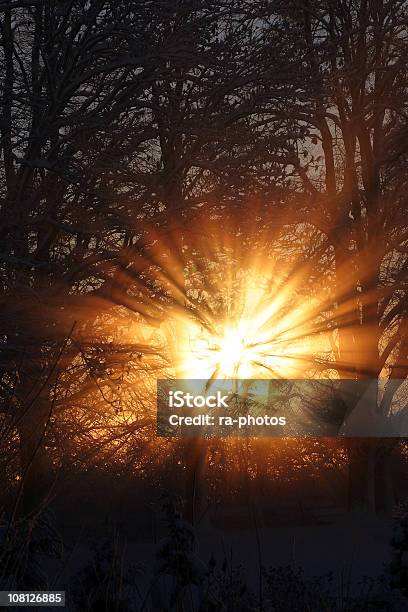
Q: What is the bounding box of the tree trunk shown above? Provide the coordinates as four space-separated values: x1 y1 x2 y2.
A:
182 438 207 526
347 438 375 514
374 441 395 517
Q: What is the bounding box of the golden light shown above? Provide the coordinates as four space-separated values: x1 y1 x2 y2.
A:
188 321 255 378
168 270 324 381
217 325 249 377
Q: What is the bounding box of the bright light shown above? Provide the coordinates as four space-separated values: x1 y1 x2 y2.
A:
168 271 321 381
218 326 247 377
189 323 254 378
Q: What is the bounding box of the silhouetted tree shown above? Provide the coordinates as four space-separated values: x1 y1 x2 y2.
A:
269 0 408 514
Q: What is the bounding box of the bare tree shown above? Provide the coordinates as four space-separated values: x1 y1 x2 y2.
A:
265 0 408 514
0 0 166 514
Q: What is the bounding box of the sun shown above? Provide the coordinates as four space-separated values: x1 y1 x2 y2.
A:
159 265 328 382
189 321 257 379
174 309 315 381
218 326 248 377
